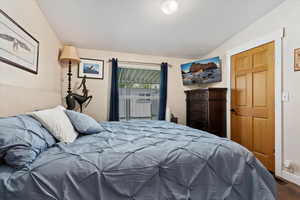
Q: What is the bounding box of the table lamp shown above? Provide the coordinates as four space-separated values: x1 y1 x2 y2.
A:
59 45 80 109
59 45 80 94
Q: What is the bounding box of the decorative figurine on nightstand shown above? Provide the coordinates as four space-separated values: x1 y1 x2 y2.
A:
66 75 93 112
59 45 93 112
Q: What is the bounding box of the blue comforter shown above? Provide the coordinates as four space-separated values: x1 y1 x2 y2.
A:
0 120 276 200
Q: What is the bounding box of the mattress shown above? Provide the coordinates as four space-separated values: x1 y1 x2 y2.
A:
0 120 276 200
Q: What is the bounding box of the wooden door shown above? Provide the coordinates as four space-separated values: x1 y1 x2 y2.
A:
231 42 275 171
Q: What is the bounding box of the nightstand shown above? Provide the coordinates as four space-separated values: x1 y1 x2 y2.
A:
171 117 178 124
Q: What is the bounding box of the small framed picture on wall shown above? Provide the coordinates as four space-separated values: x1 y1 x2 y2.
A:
294 48 300 71
78 58 104 79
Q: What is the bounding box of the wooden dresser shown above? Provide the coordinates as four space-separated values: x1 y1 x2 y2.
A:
185 88 227 137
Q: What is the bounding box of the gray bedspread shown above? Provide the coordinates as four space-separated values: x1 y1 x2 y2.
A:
0 120 276 200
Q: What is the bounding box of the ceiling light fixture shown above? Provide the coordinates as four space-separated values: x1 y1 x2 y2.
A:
161 0 179 15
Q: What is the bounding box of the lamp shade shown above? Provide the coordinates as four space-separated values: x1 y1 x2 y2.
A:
59 45 80 63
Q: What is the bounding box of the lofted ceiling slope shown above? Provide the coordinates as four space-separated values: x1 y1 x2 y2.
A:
37 0 286 59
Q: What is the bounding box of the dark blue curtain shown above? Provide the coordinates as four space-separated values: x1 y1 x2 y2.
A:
158 62 168 120
109 58 119 121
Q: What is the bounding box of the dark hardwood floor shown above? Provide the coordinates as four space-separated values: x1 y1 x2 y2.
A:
277 180 300 200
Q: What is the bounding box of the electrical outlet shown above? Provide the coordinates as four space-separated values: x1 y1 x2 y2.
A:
282 91 289 102
284 160 291 169
284 160 295 173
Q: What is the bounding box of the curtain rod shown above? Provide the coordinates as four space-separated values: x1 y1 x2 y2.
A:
107 59 172 67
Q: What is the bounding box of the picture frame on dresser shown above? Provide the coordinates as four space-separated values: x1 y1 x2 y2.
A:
78 58 104 79
0 9 39 74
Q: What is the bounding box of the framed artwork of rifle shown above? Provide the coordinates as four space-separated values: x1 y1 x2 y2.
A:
0 9 39 74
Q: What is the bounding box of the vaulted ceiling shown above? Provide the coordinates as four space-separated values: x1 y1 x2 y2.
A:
37 0 285 58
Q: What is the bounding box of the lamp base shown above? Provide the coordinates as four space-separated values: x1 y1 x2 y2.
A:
66 93 76 110
65 60 75 110
67 60 72 94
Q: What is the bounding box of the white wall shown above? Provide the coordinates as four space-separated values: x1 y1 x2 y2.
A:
61 49 190 124
200 0 300 177
0 0 62 116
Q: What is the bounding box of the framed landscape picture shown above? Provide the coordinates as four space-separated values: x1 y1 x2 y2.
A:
0 9 39 74
294 48 300 71
181 57 221 85
78 58 104 79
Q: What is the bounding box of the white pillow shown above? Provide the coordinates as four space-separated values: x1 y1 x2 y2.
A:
30 106 78 143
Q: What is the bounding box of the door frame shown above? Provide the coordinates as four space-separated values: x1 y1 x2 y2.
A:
225 29 284 178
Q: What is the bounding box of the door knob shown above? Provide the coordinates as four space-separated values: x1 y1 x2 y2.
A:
230 109 236 113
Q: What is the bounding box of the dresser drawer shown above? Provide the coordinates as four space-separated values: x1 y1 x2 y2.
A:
189 92 208 101
189 111 208 122
189 101 208 112
189 120 208 131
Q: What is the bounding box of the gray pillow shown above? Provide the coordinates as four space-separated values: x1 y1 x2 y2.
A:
0 115 56 168
65 110 105 134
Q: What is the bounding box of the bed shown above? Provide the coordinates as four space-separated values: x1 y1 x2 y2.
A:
0 118 276 200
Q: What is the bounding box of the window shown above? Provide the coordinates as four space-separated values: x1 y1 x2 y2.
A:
118 67 160 120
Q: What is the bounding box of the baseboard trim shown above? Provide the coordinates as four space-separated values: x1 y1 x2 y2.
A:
282 171 300 186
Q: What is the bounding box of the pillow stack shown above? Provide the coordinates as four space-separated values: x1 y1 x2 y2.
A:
31 106 105 137
0 105 105 168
